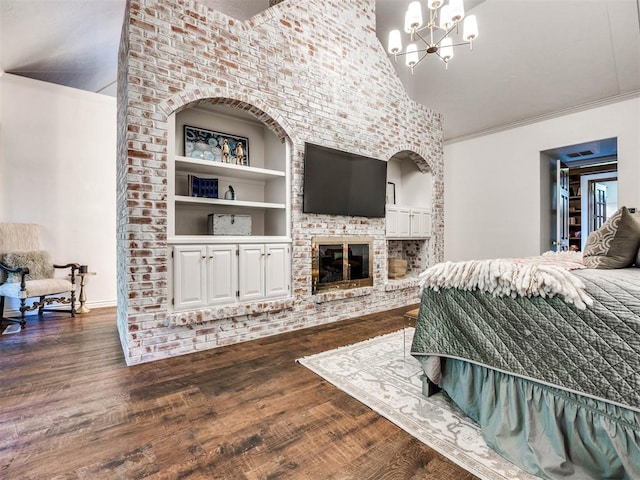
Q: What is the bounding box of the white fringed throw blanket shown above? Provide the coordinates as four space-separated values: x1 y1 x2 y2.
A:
419 251 594 310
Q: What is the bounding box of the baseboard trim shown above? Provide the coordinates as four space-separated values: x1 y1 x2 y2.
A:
2 300 117 317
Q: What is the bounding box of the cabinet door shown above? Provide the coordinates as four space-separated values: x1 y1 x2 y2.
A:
410 209 432 238
396 207 411 237
386 205 399 237
206 245 237 305
265 243 290 298
238 244 265 302
173 245 207 310
387 206 411 238
420 211 432 237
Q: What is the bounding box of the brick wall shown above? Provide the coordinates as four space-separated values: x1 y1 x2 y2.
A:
117 0 443 365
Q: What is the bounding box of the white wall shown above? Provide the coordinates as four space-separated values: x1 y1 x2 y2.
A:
0 74 117 311
444 96 640 261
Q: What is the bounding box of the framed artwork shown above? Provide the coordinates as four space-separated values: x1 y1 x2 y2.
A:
184 125 249 166
386 181 396 205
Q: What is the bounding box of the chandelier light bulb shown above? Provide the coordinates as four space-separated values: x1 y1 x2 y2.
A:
388 29 402 55
405 43 419 68
439 5 454 30
440 37 454 62
405 1 423 33
463 14 479 42
449 0 465 22
427 0 442 10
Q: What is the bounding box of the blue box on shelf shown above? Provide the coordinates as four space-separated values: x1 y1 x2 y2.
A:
188 174 218 198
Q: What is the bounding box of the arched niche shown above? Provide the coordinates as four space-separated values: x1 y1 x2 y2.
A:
167 97 292 239
386 150 433 208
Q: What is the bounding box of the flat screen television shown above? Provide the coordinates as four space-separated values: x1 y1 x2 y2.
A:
303 143 387 218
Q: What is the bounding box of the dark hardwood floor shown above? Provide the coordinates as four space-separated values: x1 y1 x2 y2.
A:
0 306 478 479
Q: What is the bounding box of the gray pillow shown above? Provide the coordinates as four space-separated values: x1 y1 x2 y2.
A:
583 206 640 269
2 250 54 282
636 211 640 267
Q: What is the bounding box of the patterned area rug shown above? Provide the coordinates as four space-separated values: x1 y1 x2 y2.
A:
298 328 539 480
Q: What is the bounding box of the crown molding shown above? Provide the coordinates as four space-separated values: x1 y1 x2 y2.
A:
445 90 640 146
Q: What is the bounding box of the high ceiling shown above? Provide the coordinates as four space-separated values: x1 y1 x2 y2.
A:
1 0 638 141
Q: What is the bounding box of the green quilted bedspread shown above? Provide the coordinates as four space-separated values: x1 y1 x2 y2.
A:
411 268 640 411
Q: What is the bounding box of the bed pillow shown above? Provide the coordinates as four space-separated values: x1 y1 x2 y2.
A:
583 206 640 269
636 211 640 267
2 250 54 283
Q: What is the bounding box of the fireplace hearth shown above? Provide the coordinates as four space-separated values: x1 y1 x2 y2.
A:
312 236 373 293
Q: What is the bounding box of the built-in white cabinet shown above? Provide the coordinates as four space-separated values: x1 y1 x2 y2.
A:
173 243 290 311
238 243 291 301
385 154 433 279
386 205 431 239
168 105 292 312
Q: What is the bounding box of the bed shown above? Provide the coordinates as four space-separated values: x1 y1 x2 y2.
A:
410 260 640 479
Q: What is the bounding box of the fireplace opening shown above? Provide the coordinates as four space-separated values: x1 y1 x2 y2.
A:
312 236 373 293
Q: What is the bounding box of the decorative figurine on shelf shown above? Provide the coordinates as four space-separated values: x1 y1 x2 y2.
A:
221 138 231 163
224 185 236 200
234 141 245 166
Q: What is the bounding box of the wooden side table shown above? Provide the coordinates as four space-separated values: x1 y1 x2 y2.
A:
402 307 420 358
76 272 96 314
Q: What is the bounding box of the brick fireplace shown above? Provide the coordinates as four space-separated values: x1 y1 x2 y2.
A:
116 0 444 364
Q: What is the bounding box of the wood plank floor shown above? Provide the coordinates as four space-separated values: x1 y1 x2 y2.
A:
0 307 479 480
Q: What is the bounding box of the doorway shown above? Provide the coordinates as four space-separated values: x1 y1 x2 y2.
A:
579 173 618 248
540 138 618 253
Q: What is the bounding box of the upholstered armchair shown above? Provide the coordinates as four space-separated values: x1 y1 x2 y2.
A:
0 223 79 328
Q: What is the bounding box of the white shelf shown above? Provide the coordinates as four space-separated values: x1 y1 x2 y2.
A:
169 110 290 240
175 155 285 180
169 235 292 245
175 195 285 210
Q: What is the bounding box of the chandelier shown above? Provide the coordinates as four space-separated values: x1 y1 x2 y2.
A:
387 0 479 72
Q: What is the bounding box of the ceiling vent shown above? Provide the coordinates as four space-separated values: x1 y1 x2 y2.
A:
567 150 594 158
